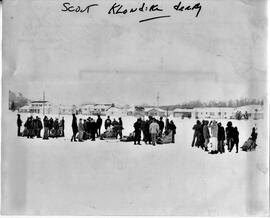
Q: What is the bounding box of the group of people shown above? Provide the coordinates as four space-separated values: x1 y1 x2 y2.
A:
17 114 176 145
17 114 65 139
192 120 257 154
133 116 176 146
70 115 124 142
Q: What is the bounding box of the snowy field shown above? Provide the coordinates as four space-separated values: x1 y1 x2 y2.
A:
2 111 269 215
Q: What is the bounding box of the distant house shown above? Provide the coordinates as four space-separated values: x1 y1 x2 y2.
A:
236 105 264 120
193 107 235 119
18 105 31 113
80 104 95 115
29 100 51 114
79 104 113 116
173 108 193 118
106 107 127 117
59 105 77 115
145 108 166 117
93 104 113 115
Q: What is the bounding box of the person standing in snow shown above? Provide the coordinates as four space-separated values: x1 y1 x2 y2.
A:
133 118 142 145
217 122 225 153
230 126 239 153
203 120 210 151
59 117 65 137
17 114 23 136
208 120 218 154
226 121 234 151
71 114 78 142
168 120 176 143
37 117 43 138
192 120 203 147
149 119 160 146
96 115 102 137
105 116 112 130
43 116 49 140
90 118 97 141
78 118 84 142
158 117 165 135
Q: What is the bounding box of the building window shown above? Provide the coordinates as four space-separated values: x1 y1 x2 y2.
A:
210 112 215 116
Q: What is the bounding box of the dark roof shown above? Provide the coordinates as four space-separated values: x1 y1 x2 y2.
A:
31 100 48 103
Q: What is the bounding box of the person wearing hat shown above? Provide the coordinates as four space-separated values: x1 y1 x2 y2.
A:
96 115 102 137
71 114 78 142
17 114 23 136
149 119 160 146
133 118 142 145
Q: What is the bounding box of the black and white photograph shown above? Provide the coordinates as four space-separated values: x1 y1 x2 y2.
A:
1 0 269 216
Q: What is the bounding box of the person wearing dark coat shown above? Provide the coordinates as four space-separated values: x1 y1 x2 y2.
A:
111 118 118 127
53 118 60 138
71 114 78 142
144 119 151 144
37 117 43 138
158 117 165 135
133 118 142 145
116 117 123 139
48 118 54 137
168 120 176 143
192 120 203 147
33 117 39 137
230 127 239 153
226 121 234 151
217 122 225 153
96 115 102 137
43 116 49 139
59 117 65 137
24 117 30 138
165 118 170 132
105 116 112 130
90 119 97 141
251 127 257 142
17 114 23 136
27 116 34 138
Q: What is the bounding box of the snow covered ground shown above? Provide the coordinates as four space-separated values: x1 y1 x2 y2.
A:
2 111 269 215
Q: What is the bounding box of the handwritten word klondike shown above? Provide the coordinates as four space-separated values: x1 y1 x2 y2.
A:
61 1 202 23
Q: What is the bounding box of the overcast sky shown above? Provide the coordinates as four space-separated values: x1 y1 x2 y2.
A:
3 0 267 106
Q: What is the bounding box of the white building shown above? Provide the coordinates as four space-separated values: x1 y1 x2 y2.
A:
193 107 236 119
106 107 127 117
79 104 113 115
59 105 77 115
145 108 166 117
173 108 193 118
29 100 52 114
80 104 95 115
236 105 264 120
18 105 31 113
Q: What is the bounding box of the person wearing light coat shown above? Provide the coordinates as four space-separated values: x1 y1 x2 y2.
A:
149 119 160 146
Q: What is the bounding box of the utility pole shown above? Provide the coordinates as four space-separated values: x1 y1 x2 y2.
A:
157 92 160 108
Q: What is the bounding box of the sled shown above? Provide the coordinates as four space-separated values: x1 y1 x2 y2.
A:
241 139 257 151
157 130 173 144
120 132 135 142
100 129 117 140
